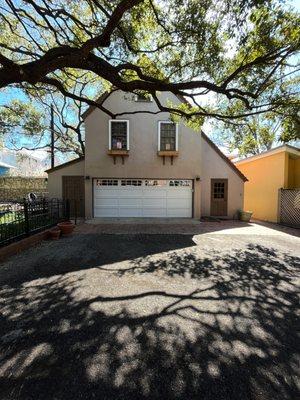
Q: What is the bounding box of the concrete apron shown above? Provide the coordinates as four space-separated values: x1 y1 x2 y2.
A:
85 218 202 225
76 219 300 236
82 218 202 234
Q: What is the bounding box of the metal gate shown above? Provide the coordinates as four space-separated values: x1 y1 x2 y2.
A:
279 189 300 228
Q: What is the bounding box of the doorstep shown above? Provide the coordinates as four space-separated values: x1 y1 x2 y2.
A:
85 218 202 225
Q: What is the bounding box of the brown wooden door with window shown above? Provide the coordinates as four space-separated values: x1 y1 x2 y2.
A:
210 179 228 217
62 176 85 217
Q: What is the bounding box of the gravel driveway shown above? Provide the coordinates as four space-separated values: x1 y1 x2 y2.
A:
0 222 299 400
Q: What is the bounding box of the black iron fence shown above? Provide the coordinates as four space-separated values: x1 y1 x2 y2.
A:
68 199 85 222
0 199 70 246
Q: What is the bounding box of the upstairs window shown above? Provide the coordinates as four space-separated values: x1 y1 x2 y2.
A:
109 120 129 150
158 121 178 151
134 92 152 102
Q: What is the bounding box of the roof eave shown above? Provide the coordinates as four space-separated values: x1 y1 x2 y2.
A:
45 156 85 173
235 144 300 165
201 132 248 182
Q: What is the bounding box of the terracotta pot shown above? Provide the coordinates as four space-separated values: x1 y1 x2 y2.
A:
49 229 61 240
57 221 75 235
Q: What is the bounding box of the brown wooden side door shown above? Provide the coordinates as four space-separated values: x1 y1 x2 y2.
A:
62 176 85 217
210 179 228 217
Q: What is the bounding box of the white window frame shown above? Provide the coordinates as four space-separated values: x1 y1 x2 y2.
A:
158 121 178 151
109 120 129 150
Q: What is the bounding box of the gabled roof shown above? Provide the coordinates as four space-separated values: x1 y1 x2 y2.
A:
45 156 85 173
80 89 247 181
81 92 112 120
81 89 187 120
235 144 300 165
201 132 248 182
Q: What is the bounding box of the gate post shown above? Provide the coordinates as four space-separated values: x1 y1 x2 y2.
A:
24 201 30 236
277 188 282 223
65 199 70 221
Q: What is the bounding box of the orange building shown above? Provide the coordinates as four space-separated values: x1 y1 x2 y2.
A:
235 145 300 223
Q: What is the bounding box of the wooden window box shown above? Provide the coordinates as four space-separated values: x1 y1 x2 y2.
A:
157 151 179 157
107 150 129 156
107 149 129 165
157 151 179 165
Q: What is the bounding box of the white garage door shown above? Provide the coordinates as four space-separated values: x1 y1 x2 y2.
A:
94 179 193 218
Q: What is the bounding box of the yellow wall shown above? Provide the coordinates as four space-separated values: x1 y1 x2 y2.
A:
288 157 295 188
295 159 300 187
236 152 286 222
290 158 300 188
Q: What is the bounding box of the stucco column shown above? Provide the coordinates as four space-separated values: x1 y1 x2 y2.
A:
85 179 93 219
193 179 201 219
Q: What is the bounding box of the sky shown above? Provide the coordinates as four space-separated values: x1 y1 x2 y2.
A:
0 0 299 161
293 0 300 9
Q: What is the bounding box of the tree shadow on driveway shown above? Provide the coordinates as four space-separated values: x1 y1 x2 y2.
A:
0 234 197 285
0 240 299 400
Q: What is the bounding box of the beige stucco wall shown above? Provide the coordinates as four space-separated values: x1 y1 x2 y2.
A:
84 90 202 218
201 138 244 218
47 160 85 198
47 91 245 219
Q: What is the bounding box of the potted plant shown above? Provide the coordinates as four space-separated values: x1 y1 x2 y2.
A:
48 228 61 240
57 220 75 235
238 210 253 222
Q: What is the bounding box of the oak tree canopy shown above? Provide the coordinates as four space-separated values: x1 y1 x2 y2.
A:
0 0 299 154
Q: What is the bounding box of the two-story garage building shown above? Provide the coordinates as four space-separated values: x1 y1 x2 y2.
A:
46 90 247 219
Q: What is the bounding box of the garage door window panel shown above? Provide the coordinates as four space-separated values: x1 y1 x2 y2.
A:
145 180 167 186
96 179 119 186
169 180 191 187
121 179 142 186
